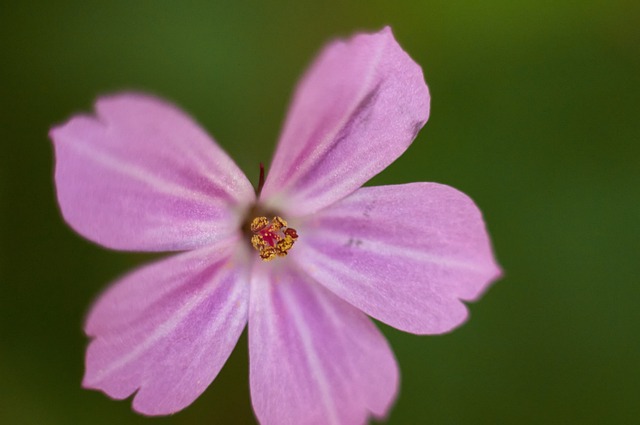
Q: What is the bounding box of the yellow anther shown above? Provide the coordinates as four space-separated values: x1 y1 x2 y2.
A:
259 246 277 261
272 216 287 229
250 216 269 233
249 216 299 261
251 234 266 250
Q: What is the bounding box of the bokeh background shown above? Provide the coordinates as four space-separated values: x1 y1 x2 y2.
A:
2 1 639 424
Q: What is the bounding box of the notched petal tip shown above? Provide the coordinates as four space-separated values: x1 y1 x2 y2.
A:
50 91 159 138
462 261 503 304
294 182 501 336
50 91 253 251
440 262 502 334
81 246 250 416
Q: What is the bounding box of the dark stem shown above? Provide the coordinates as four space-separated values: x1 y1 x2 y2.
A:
256 162 265 197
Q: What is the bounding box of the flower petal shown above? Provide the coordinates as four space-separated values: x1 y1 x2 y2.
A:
261 27 430 216
249 263 398 425
293 183 502 335
51 93 254 251
83 240 249 415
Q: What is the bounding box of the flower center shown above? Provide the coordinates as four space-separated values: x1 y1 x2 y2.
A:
249 216 299 261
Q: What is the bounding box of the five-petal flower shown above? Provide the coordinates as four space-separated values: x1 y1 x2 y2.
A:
51 27 501 425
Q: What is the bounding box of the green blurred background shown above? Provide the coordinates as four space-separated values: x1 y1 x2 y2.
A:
2 1 639 424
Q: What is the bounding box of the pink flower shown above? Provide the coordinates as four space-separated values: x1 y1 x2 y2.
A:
51 27 501 425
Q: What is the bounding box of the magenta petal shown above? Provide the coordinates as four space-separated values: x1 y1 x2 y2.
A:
83 241 249 415
51 93 254 251
293 183 502 335
249 264 398 425
261 27 430 216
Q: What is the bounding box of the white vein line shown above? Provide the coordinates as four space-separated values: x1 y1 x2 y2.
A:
91 267 240 384
308 281 371 414
307 230 488 272
152 273 246 406
68 139 225 207
281 281 340 425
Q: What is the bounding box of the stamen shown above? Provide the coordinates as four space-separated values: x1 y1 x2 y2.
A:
250 216 299 261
